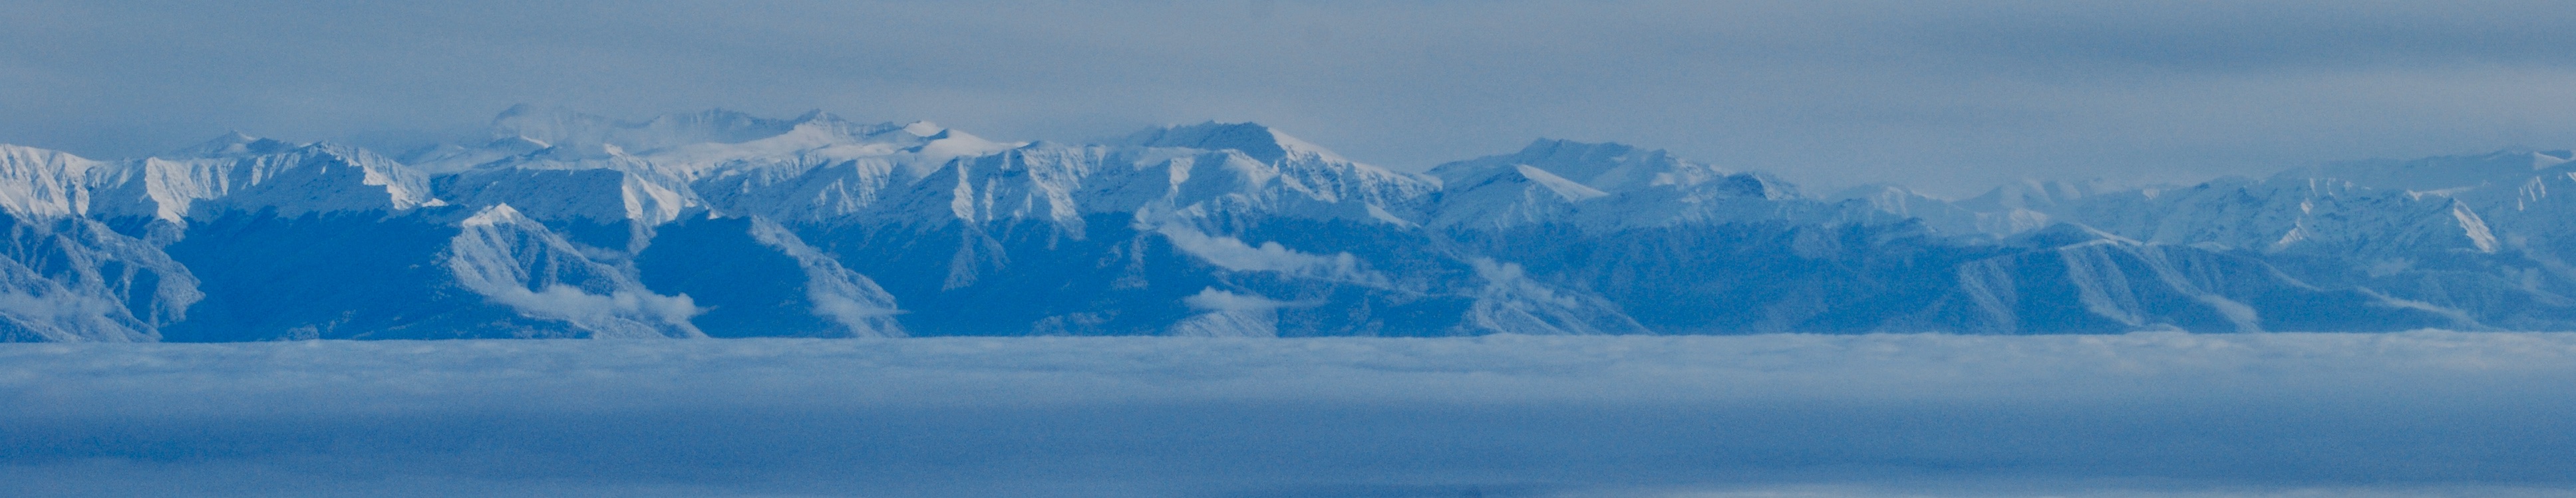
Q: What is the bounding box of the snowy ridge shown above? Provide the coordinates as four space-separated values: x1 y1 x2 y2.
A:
447 204 704 338
0 144 106 219
744 217 907 338
9 106 2576 340
0 215 200 342
111 142 439 223
1830 184 2011 235
1426 139 1871 230
3 136 441 225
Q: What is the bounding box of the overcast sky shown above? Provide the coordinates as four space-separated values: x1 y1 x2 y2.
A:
7 1 2576 196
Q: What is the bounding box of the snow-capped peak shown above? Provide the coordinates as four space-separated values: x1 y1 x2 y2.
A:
491 106 802 154
2534 150 2573 170
1428 138 1751 195
1122 122 1349 164
1508 140 1663 188
0 144 109 219
400 136 556 174
901 121 945 138
26 106 2576 342
170 132 298 159
1954 179 2106 211
460 203 531 227
615 115 1014 178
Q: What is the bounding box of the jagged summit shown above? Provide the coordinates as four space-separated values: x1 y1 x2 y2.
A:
9 108 2576 342
1430 138 1801 205
1504 139 1702 190
1427 138 1784 197
0 144 108 219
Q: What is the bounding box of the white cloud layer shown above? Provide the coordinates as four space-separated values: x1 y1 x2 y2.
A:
5 331 2576 497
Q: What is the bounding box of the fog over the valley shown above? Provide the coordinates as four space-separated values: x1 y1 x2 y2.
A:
9 333 2576 497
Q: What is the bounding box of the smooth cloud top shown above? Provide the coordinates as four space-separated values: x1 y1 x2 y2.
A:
6 332 2576 496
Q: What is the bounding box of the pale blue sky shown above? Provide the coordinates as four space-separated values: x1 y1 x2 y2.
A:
7 1 2575 195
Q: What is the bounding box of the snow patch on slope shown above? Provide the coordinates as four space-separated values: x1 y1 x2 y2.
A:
83 141 441 223
1155 225 1389 285
0 216 200 342
1458 257 1649 335
745 217 905 338
448 205 704 338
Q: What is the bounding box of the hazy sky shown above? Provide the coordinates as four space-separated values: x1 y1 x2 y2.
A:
7 1 2576 196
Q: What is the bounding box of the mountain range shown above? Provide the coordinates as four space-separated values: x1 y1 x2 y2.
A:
3 105 2570 341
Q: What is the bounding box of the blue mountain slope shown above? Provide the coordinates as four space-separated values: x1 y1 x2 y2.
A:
5 108 2576 340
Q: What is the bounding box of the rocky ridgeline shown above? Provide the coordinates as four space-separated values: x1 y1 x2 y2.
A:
1 106 2569 341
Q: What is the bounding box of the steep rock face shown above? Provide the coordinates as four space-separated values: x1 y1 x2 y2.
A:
1449 220 1978 334
0 147 201 342
0 213 200 342
897 140 1434 233
1910 152 2565 258
2053 178 2486 257
150 192 901 342
681 123 975 223
87 140 438 225
707 122 1527 338
0 145 106 219
1427 164 1607 230
1844 150 2576 333
157 209 490 341
1126 123 1438 215
436 152 697 225
446 205 705 338
633 216 903 338
1892 225 2468 334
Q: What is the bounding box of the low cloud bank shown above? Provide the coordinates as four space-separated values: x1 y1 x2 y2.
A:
5 332 2575 497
